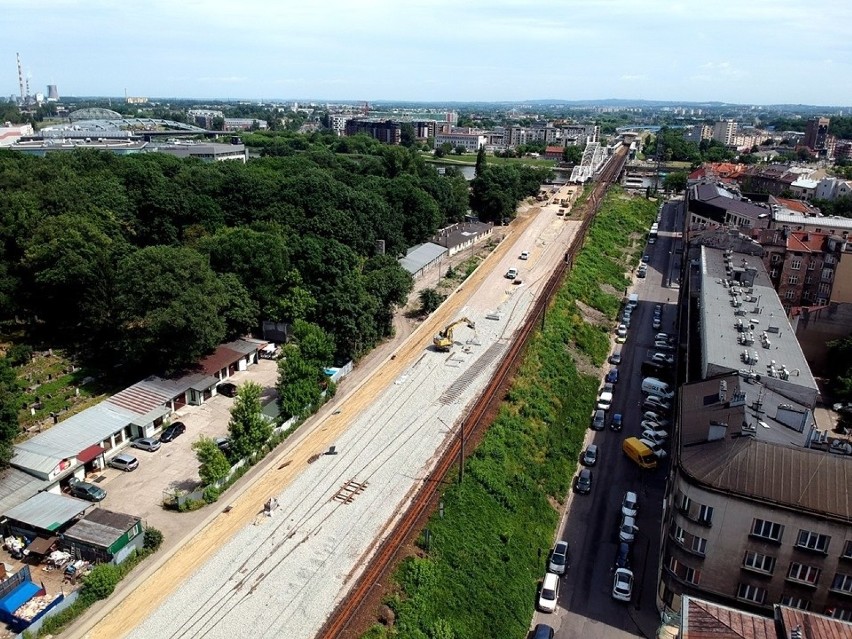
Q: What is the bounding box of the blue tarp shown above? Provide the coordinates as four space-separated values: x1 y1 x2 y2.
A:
0 581 40 616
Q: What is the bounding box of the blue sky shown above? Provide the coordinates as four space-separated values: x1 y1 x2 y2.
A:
3 0 851 104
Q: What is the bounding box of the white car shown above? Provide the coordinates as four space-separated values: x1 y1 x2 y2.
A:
654 341 675 352
538 572 559 613
641 430 669 446
640 438 669 459
640 420 668 433
609 351 622 365
506 267 518 280
644 395 672 411
597 391 613 411
619 515 638 543
616 324 628 337
621 491 638 518
651 353 674 365
612 568 634 602
548 541 569 575
519 251 530 260
643 411 670 427
655 333 672 342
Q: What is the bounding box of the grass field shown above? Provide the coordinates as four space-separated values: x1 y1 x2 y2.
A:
424 154 558 169
361 188 655 639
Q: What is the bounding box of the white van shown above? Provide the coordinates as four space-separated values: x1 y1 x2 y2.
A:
641 377 673 398
627 293 639 308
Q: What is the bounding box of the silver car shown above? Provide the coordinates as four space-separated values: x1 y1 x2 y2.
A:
131 437 161 452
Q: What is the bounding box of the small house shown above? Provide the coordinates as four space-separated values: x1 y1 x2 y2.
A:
61 508 143 565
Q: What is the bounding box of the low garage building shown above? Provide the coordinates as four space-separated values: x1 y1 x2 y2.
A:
61 508 143 565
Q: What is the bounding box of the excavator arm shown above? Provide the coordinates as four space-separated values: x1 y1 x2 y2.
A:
433 317 476 351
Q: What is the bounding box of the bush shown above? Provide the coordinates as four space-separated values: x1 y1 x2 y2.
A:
6 343 33 367
81 563 121 603
143 527 164 551
203 485 221 503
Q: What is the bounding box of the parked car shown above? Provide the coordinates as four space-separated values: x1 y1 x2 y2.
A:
591 409 605 431
654 341 675 352
597 391 613 411
615 542 632 569
641 430 669 447
637 266 647 278
574 468 593 494
606 368 619 384
640 420 668 433
616 324 628 338
69 480 106 502
619 515 638 543
582 444 598 467
215 436 231 453
519 251 530 260
621 315 631 328
538 572 559 612
131 437 161 452
505 267 518 280
160 422 186 443
651 352 675 365
610 412 623 431
532 624 555 639
654 303 662 315
655 332 672 341
609 351 622 365
652 317 662 330
641 254 650 263
217 382 238 398
612 568 634 602
108 453 139 472
621 491 639 518
639 438 669 459
548 541 569 575
643 411 670 427
644 395 671 411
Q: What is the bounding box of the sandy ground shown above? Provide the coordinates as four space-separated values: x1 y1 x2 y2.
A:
74 188 583 639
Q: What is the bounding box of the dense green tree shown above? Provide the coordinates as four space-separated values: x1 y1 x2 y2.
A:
562 145 583 164
400 122 416 148
0 358 21 468
289 320 335 369
192 437 232 485
277 349 324 419
228 381 271 458
663 171 688 193
475 147 487 176
113 246 227 374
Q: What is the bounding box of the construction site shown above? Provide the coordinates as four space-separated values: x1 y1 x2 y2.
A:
69 149 624 639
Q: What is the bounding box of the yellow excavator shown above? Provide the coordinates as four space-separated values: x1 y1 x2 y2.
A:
433 317 476 352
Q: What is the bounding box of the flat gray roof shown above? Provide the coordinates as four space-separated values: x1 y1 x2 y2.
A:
772 210 852 232
4 492 90 532
0 468 51 516
63 508 140 548
698 246 818 406
398 242 448 275
12 402 138 475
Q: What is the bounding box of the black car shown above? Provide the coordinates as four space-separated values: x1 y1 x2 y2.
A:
574 468 592 494
160 422 186 442
615 541 632 569
217 382 238 398
532 624 555 639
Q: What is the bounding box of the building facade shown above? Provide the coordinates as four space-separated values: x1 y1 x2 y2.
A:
804 117 830 152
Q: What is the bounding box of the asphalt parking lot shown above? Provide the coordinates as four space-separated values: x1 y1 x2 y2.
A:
96 359 280 542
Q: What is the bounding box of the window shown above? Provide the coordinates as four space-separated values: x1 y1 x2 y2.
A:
842 540 852 560
822 269 833 282
771 254 781 264
805 275 813 284
669 557 701 585
752 519 784 542
698 504 714 526
692 536 708 556
679 494 692 516
788 275 799 285
743 550 776 574
831 573 852 594
785 290 796 300
787 562 821 585
797 530 830 554
828 607 852 621
737 583 767 604
770 268 779 278
791 260 801 270
781 595 810 610
808 261 816 270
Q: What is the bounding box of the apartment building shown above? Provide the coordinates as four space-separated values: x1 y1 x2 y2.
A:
711 119 738 146
804 117 830 152
434 131 486 152
343 119 401 145
659 245 852 620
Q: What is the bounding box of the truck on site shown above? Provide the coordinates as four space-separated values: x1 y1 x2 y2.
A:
622 437 658 470
433 317 476 352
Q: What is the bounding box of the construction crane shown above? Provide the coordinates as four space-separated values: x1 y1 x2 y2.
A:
433 317 476 352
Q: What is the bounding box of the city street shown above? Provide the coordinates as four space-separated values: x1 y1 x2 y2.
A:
531 199 684 639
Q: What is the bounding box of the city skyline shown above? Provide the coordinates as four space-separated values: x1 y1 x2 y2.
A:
3 0 852 105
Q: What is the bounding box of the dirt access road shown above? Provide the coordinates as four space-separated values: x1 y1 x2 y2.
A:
75 186 580 639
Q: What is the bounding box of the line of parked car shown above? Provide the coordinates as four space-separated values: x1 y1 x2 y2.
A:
612 490 639 602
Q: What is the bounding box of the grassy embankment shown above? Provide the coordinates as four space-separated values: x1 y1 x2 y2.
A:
362 188 655 639
423 154 558 169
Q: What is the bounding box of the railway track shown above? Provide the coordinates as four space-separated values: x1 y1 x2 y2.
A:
319 145 629 639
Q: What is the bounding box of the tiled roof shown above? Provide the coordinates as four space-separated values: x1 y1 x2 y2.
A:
199 346 243 376
786 231 827 252
778 606 852 639
681 597 774 638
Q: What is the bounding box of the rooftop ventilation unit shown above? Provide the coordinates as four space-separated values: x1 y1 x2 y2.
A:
718 380 728 402
730 390 747 407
